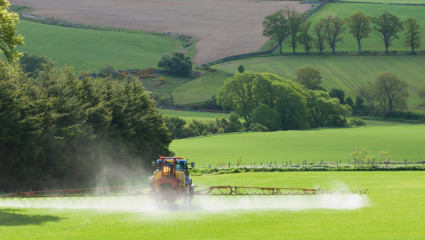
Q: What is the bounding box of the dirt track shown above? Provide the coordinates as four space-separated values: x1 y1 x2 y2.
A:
10 0 311 65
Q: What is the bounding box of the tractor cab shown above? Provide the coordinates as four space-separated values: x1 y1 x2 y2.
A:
149 156 194 203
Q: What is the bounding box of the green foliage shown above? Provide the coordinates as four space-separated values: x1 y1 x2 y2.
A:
347 12 371 54
284 8 305 54
262 9 288 54
0 0 24 62
294 66 322 90
372 11 404 54
217 72 350 131
404 18 421 54
164 114 244 139
360 72 409 115
323 15 346 54
237 65 245 73
158 51 192 76
306 90 351 128
0 61 171 189
250 105 280 131
216 55 425 110
18 53 53 78
297 21 313 54
329 88 345 104
313 19 327 54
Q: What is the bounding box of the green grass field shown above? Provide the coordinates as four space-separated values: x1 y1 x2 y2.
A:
160 109 229 121
172 71 233 105
215 55 425 109
16 20 182 72
170 125 425 166
281 2 425 54
1 171 425 239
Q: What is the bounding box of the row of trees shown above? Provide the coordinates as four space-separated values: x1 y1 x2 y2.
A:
0 61 172 190
216 72 352 131
263 9 422 55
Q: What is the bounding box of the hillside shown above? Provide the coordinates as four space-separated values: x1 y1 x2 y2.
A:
16 20 181 72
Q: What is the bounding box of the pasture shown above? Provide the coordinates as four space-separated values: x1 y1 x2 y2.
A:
16 20 180 72
10 0 311 65
216 55 425 109
160 109 229 121
1 171 425 239
170 125 425 166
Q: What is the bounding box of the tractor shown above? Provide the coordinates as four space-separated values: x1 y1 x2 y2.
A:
148 156 195 204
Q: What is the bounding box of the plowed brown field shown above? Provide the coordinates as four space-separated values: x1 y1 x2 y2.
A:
10 0 310 64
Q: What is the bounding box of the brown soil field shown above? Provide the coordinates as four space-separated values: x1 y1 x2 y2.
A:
10 0 311 65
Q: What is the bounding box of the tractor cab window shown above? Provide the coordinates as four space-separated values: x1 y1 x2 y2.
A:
176 162 184 171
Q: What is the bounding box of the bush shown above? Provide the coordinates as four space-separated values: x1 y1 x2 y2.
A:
158 51 192 76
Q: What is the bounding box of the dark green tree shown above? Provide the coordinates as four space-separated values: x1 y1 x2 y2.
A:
372 11 404 54
263 10 289 54
313 19 327 54
158 51 192 76
294 66 322 90
347 12 371 54
329 88 345 104
298 21 313 54
404 18 421 54
360 72 409 115
284 8 305 54
324 15 346 54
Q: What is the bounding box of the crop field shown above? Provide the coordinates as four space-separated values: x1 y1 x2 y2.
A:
1 171 425 239
10 0 310 65
171 125 425 166
160 109 229 121
280 2 425 54
15 20 181 72
216 55 425 109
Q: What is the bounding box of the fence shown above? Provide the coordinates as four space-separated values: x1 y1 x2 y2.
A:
197 159 425 171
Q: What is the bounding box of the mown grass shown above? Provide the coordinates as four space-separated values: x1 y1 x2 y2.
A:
160 109 229 121
171 125 425 166
282 2 425 54
1 171 425 239
172 71 233 105
16 20 182 72
216 55 425 109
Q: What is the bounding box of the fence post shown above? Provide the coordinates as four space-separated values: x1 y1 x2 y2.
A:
405 159 407 166
228 162 230 168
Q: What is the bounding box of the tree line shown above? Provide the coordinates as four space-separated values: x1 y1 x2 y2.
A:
0 60 171 190
263 9 422 55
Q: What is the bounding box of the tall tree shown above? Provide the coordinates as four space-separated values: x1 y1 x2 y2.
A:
294 66 322 90
347 12 371 54
324 15 346 54
360 72 409 116
372 11 404 54
263 10 289 54
404 18 421 54
284 8 305 54
298 21 313 54
0 0 24 62
313 19 327 54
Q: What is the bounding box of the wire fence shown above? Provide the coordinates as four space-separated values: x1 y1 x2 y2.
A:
197 159 425 171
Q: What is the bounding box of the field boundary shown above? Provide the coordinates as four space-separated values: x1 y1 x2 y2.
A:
202 1 329 67
192 160 425 175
